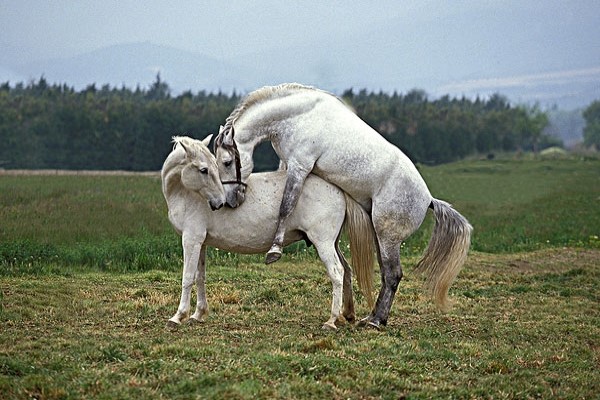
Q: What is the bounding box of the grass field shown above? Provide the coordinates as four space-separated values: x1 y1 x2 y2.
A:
1 157 599 399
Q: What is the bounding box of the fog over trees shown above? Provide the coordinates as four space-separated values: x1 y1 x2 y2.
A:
0 76 585 171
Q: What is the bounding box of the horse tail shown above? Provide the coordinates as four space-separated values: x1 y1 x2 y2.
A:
415 198 472 311
343 194 376 308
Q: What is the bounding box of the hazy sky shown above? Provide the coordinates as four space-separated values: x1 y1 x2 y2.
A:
1 1 599 108
4 1 596 61
1 1 424 61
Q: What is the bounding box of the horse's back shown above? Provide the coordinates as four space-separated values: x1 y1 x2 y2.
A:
244 171 346 226
233 85 432 230
287 95 431 210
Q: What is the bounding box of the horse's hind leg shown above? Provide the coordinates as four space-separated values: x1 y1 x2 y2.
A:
359 197 428 329
314 242 345 330
337 242 356 323
361 239 402 329
358 216 404 330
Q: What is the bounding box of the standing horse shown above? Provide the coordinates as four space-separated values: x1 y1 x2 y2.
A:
162 135 375 330
214 83 472 329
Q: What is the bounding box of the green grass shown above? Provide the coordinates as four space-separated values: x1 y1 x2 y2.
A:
1 158 599 272
0 175 167 244
418 158 600 252
1 250 598 399
0 174 317 272
1 158 599 398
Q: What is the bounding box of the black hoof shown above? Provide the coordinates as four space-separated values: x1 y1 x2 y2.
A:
165 320 180 331
265 251 282 264
366 321 383 330
357 317 384 331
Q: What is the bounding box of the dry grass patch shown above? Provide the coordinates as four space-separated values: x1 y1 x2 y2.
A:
1 250 599 399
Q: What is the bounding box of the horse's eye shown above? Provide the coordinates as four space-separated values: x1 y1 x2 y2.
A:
224 160 232 168
199 167 208 175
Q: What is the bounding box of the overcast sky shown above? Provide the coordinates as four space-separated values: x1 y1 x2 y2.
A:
3 1 597 61
1 1 599 108
1 1 423 61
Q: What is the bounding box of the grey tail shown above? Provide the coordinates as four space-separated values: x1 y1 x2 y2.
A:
343 193 376 308
415 198 472 311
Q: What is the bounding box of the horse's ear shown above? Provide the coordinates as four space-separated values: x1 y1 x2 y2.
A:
216 125 234 147
222 127 234 147
201 134 213 147
179 141 192 158
173 136 187 154
174 137 194 160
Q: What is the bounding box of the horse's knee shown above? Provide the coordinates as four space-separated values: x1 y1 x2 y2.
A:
382 263 403 291
393 267 403 287
383 277 400 293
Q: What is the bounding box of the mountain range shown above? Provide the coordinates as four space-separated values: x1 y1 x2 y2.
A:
1 6 599 111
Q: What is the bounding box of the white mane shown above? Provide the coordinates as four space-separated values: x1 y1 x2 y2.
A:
221 83 335 139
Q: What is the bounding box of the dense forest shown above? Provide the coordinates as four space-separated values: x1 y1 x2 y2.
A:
0 76 562 171
583 100 600 149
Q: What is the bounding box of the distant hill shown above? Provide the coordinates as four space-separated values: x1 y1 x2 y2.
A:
9 42 255 93
2 2 599 111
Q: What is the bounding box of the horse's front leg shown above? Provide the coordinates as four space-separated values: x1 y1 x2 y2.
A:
189 244 208 323
266 166 311 264
167 231 205 328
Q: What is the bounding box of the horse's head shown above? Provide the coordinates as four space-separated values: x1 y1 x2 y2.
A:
174 135 226 211
214 125 249 208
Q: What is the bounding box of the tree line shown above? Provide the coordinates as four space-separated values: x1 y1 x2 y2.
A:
583 100 600 149
0 75 562 171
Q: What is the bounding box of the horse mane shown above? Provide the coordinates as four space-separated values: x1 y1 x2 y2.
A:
219 83 328 140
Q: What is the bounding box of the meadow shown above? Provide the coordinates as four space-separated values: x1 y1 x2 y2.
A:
1 157 599 399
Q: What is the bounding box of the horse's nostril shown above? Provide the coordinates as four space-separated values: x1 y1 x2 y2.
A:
210 202 223 211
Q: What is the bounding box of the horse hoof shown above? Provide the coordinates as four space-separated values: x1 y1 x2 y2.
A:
165 320 180 330
322 322 338 330
188 317 203 325
357 317 382 331
265 250 282 264
365 321 382 331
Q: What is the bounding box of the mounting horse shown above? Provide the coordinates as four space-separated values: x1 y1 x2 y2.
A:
161 135 375 330
214 83 472 329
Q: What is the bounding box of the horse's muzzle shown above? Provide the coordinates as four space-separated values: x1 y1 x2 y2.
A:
225 185 246 208
209 201 224 211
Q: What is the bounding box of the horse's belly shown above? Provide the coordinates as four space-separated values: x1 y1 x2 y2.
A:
204 230 303 254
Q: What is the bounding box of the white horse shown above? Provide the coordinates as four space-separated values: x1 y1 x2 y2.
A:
214 83 473 329
162 135 375 330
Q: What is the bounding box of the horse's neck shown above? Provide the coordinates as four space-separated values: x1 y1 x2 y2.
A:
235 90 326 144
162 164 192 205
235 117 269 147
